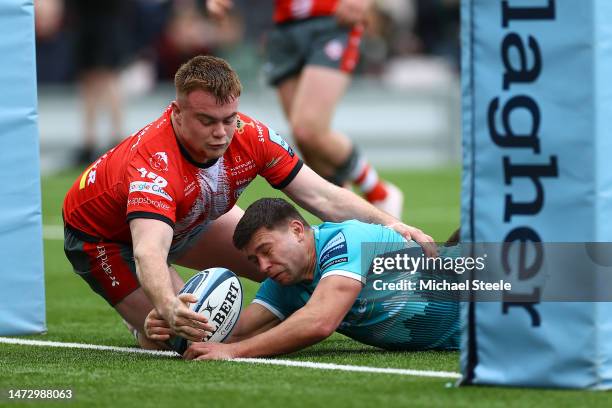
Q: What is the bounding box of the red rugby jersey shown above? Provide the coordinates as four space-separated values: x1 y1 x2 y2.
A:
63 107 302 247
274 0 338 23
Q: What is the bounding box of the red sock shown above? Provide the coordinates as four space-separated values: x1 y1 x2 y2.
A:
352 163 388 202
365 181 388 202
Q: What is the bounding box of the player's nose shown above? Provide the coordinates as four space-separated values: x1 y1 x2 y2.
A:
259 257 272 274
211 122 226 138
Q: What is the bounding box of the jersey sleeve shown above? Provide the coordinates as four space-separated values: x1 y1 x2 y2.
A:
318 224 375 285
253 278 302 321
320 222 414 286
245 116 303 189
124 149 181 228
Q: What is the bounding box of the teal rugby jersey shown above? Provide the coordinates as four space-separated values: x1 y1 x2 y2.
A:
253 220 460 350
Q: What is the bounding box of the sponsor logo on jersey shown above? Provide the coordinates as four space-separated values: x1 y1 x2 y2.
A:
96 244 120 287
267 127 294 157
265 157 282 170
129 181 173 201
127 197 170 210
79 152 109 189
149 152 169 172
184 180 197 196
235 177 252 187
236 117 256 134
230 159 256 176
137 168 168 187
321 256 349 272
256 123 266 142
319 231 348 267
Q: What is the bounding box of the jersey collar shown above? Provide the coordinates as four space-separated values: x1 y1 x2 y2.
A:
175 135 219 169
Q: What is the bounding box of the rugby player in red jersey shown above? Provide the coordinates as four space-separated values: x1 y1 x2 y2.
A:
63 55 434 349
207 0 404 218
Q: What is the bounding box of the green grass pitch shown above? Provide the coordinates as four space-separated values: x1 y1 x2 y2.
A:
0 167 609 407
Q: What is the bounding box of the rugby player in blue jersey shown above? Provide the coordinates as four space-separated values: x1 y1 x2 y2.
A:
145 198 459 359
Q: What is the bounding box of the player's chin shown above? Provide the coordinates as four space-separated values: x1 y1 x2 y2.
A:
200 152 221 161
192 146 219 161
205 144 228 156
274 271 296 286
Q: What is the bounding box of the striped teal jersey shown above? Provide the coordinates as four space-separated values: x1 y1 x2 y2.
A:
253 220 460 350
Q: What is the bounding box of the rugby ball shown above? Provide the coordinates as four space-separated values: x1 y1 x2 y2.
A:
169 267 243 354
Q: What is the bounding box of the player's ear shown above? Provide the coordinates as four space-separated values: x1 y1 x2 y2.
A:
289 219 305 241
171 100 182 122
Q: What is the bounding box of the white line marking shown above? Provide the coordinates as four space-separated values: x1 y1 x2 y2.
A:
0 337 178 357
233 358 461 379
0 337 461 379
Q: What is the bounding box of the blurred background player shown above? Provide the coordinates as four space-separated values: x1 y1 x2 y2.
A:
155 0 244 80
67 0 128 165
35 1 460 176
206 0 404 218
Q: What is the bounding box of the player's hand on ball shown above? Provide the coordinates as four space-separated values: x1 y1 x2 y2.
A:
388 222 439 258
144 308 174 341
184 342 236 361
167 293 214 342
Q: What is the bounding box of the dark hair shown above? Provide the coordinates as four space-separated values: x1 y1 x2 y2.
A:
233 198 309 250
174 55 242 104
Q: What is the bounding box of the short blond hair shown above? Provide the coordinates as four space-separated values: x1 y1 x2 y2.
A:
174 55 242 104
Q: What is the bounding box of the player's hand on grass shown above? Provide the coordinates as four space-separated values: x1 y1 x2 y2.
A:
388 222 439 258
335 0 370 26
184 342 236 361
166 293 214 342
206 0 233 20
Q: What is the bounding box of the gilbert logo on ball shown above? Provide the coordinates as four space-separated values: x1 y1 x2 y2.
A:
169 268 243 355
460 0 612 389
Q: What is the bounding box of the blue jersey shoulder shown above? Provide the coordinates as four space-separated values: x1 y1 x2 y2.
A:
314 220 407 277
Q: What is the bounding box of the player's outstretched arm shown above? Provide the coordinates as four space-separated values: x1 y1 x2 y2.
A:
282 165 438 257
226 303 281 343
130 218 213 342
184 276 362 360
